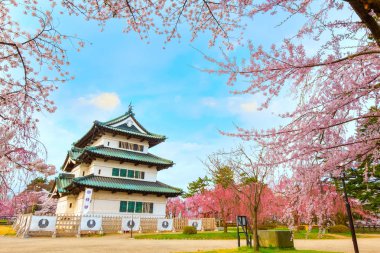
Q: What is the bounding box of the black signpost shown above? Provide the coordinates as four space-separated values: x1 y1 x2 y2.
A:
236 216 252 248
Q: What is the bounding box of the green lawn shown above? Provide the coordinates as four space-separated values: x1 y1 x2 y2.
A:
179 246 341 253
135 231 244 240
135 227 380 240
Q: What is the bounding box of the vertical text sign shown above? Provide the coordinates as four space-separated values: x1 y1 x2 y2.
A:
83 188 93 214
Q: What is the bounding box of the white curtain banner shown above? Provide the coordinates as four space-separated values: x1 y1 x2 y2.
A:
29 216 57 232
188 219 202 231
80 217 102 231
121 217 140 231
157 219 173 231
82 188 93 214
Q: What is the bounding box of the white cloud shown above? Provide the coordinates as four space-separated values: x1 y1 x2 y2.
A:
79 92 121 111
240 101 257 112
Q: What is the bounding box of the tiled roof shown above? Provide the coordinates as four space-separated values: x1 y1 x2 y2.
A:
56 174 182 196
74 111 166 148
95 121 166 140
69 146 174 170
55 173 75 193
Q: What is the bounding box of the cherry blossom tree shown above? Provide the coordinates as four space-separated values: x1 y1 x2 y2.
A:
166 197 186 218
204 146 275 250
199 185 239 232
0 1 82 208
60 1 379 226
2 1 379 229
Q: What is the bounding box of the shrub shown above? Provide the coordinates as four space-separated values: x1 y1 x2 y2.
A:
328 225 350 233
297 225 306 231
183 226 197 234
257 223 277 230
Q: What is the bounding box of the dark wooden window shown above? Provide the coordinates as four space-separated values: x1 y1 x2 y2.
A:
142 202 153 213
127 170 134 178
127 201 135 213
119 201 127 212
119 141 144 152
135 202 143 213
120 169 127 177
112 168 120 176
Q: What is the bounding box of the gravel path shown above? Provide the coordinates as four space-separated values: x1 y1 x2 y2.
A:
0 235 379 253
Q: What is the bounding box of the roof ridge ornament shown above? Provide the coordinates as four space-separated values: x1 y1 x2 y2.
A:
127 102 135 116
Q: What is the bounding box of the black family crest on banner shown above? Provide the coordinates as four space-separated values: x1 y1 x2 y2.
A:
80 217 102 231
157 219 173 231
29 216 57 232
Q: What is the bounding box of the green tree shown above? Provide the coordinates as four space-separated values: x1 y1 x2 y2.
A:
212 166 234 189
340 162 380 214
335 107 380 214
183 176 211 197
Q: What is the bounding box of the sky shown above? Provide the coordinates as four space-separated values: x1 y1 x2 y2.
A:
33 6 304 190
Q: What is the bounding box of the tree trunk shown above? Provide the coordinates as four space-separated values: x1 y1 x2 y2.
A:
347 0 380 47
252 207 259 251
224 223 228 233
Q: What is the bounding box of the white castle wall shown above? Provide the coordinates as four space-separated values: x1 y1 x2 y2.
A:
56 191 167 217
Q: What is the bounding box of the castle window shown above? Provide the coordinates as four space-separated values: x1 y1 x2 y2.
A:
82 171 85 176
127 169 134 178
98 169 101 175
135 202 143 213
143 203 154 214
120 201 153 213
69 203 73 208
119 141 144 152
127 201 135 213
113 168 145 179
119 201 127 212
112 168 120 176
120 169 127 177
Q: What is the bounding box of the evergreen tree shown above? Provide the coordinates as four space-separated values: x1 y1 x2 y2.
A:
183 176 211 197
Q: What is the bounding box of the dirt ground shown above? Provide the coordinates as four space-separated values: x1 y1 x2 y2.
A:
0 235 379 253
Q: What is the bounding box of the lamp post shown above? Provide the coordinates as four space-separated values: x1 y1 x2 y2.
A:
341 171 359 253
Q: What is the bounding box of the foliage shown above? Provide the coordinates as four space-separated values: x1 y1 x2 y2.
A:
183 226 197 235
2 0 380 235
212 166 235 189
0 0 81 211
184 176 211 198
166 197 186 218
335 162 380 214
297 226 306 231
327 225 350 233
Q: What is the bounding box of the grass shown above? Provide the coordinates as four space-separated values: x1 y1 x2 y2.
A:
135 231 244 240
135 227 380 240
0 225 16 236
178 246 341 253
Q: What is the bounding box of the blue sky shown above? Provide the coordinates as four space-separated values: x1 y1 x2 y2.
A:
34 8 303 190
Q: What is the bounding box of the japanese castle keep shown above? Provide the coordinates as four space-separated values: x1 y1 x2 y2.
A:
53 106 182 216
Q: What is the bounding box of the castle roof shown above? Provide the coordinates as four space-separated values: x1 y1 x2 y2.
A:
54 173 182 197
74 107 166 148
63 145 174 171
